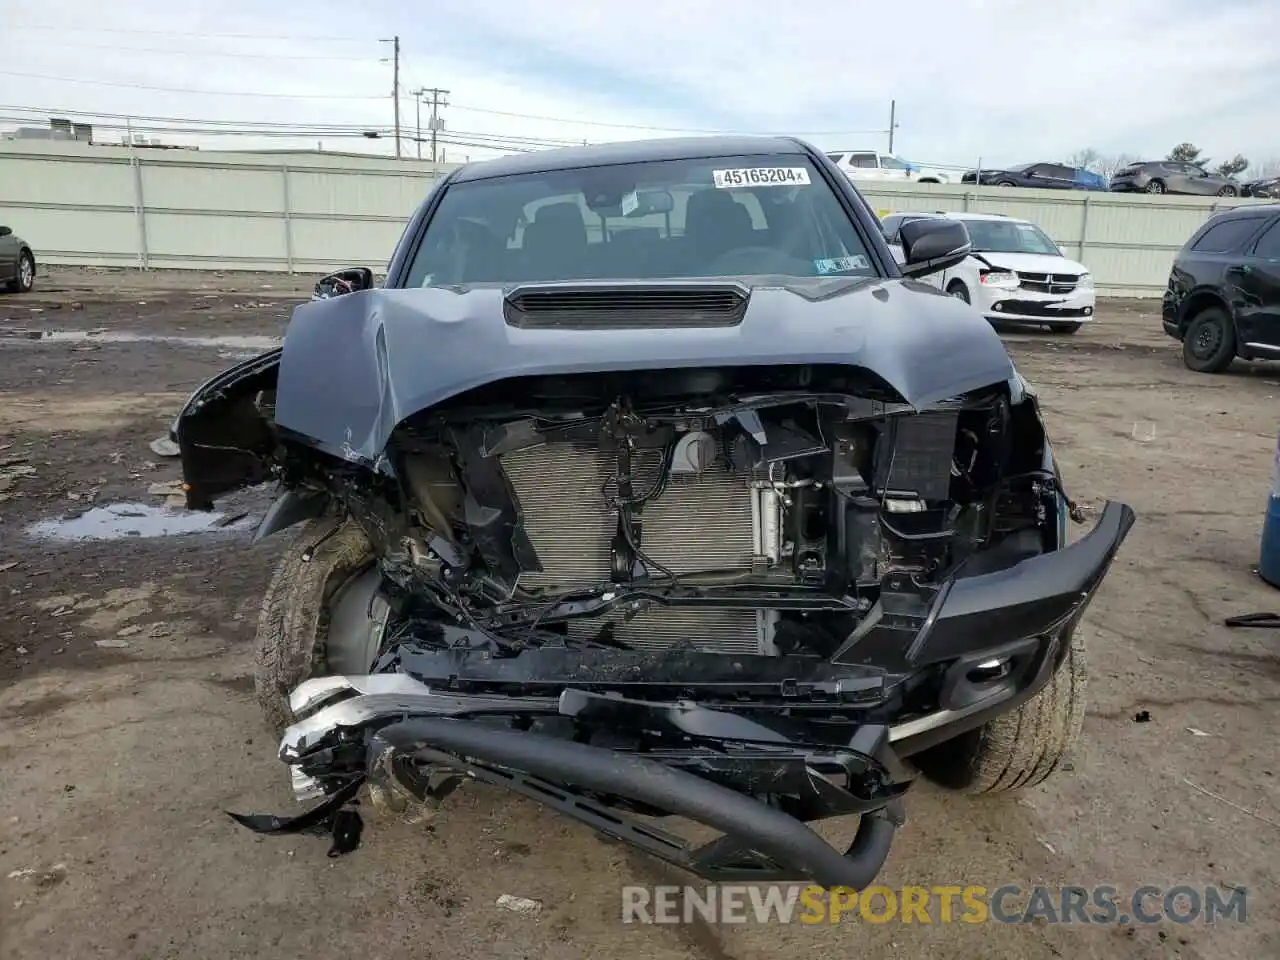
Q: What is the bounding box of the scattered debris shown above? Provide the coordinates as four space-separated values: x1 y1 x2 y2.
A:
496 894 543 916
1133 710 1152 723
1224 612 1280 629
94 638 131 649
117 624 143 637
1184 777 1280 829
0 462 37 493
1036 837 1056 855
147 480 184 497
0 561 18 573
1187 728 1212 737
15 646 28 655
149 436 180 458
6 863 68 890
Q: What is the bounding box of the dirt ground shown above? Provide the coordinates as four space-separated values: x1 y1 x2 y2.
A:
1 266 1278 960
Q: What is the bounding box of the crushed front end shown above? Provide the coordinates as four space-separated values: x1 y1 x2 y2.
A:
220 361 1133 887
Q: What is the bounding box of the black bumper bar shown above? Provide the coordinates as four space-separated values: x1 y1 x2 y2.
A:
376 717 905 889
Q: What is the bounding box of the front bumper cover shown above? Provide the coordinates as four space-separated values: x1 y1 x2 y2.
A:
229 501 1134 888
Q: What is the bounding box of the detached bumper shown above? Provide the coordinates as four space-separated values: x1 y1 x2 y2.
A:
239 502 1134 888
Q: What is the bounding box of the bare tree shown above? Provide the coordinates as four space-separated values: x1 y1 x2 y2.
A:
1067 147 1102 172
1244 157 1280 180
1088 152 1141 179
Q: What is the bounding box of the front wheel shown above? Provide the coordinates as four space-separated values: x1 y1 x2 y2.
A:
1181 307 1236 373
6 250 34 293
1145 179 1165 194
912 632 1087 794
1217 185 1238 198
253 518 388 733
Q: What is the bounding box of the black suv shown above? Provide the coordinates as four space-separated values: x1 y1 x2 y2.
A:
1162 204 1280 372
1111 161 1240 197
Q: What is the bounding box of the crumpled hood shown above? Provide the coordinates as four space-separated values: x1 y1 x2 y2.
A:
272 277 1017 465
973 251 1088 275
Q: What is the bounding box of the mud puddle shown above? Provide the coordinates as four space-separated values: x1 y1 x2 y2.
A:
0 330 282 352
26 502 255 542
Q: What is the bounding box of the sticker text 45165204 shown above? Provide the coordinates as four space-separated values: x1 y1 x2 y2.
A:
713 167 811 189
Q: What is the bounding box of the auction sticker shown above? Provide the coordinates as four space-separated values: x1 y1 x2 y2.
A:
713 167 811 188
815 255 870 274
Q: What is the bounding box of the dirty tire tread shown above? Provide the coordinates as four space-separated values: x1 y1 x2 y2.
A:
968 632 1087 794
914 631 1087 795
253 517 375 734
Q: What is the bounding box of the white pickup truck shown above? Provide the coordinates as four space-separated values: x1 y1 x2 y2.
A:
827 150 953 184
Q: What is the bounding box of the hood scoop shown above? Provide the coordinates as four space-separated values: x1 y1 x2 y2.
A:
503 281 750 330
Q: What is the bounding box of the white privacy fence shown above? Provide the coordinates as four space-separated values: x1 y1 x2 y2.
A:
1 141 1271 295
0 141 458 274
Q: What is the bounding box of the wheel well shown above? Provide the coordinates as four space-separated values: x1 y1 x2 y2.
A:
946 278 967 291
917 177 940 184
1178 290 1230 334
19 246 35 270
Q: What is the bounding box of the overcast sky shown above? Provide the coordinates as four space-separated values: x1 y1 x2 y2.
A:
3 1 1278 169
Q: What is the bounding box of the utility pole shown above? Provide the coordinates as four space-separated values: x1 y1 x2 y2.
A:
411 87 425 159
379 36 402 158
421 87 449 164
888 100 897 154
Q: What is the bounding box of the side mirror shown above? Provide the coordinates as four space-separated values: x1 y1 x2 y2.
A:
898 219 971 279
0 226 12 238
314 267 374 300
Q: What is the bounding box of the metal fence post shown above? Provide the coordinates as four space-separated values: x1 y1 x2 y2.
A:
963 191 971 212
1078 193 1091 263
129 148 149 270
281 164 295 274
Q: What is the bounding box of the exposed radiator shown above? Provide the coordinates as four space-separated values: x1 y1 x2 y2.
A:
498 439 773 655
500 441 757 590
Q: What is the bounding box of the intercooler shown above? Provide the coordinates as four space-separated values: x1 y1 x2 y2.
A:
499 439 777 656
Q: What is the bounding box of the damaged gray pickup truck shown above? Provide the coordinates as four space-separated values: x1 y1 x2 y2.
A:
174 136 1134 888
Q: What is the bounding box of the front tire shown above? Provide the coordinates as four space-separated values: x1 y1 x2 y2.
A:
912 631 1087 794
253 517 385 733
6 250 34 293
1145 179 1165 194
1217 185 1238 198
1181 307 1236 373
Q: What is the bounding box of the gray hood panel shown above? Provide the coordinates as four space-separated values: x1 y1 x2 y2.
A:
273 278 1016 464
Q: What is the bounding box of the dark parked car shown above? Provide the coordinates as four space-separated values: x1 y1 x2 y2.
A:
1162 203 1280 372
959 162 1107 190
0 225 36 293
173 135 1132 888
1244 177 1280 200
1110 161 1240 197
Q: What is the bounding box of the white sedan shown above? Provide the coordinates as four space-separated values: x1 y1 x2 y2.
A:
882 212 1096 333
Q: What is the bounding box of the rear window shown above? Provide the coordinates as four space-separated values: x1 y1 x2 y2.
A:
406 154 879 286
1190 217 1268 254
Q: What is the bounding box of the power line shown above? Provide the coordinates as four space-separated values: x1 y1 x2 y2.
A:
0 104 383 131
0 70 388 100
5 22 373 43
446 101 887 137
0 104 584 147
9 38 377 62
